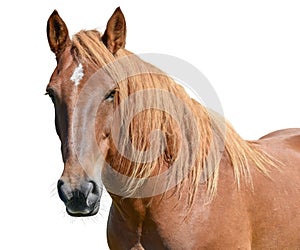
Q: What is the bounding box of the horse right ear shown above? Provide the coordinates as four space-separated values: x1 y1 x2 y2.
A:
102 7 126 54
47 10 70 56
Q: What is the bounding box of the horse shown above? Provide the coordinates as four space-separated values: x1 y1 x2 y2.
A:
46 7 300 249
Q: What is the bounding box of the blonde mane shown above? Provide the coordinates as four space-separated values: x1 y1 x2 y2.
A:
71 30 276 204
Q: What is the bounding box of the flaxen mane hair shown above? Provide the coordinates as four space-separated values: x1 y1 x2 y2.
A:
72 30 277 205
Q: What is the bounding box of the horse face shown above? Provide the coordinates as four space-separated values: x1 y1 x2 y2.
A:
47 56 115 216
46 8 126 216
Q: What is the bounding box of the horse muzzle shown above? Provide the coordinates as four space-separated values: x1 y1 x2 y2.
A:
57 179 101 217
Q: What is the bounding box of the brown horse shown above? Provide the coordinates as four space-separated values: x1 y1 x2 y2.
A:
46 7 300 249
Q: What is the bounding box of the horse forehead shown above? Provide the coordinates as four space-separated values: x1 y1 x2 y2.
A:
49 53 81 87
50 50 115 96
70 63 84 86
57 48 75 72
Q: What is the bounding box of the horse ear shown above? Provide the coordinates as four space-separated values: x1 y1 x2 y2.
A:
47 10 70 56
102 7 126 54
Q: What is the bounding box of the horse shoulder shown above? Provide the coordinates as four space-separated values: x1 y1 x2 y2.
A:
249 128 300 248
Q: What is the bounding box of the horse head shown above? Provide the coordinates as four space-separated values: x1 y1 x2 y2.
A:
46 7 126 216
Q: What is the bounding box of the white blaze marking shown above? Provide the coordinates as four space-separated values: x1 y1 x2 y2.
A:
70 63 84 86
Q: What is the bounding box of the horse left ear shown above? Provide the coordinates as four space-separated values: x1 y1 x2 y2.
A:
47 10 70 57
102 7 126 54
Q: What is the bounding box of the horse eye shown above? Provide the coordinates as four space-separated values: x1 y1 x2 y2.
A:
45 91 55 103
105 89 116 102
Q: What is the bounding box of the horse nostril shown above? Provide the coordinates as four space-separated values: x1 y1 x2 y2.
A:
57 179 71 204
89 181 98 195
81 181 97 197
57 179 64 189
85 181 100 207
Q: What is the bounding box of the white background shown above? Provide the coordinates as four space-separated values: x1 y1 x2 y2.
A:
1 0 300 249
